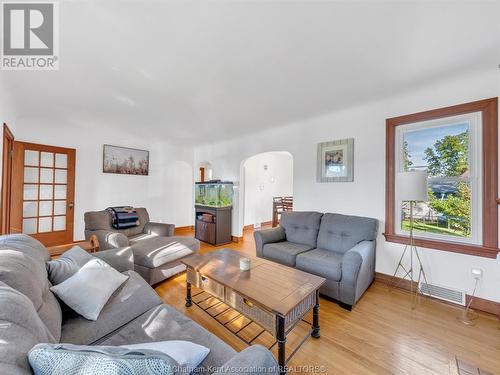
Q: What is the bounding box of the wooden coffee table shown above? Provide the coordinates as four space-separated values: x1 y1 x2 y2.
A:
181 248 326 374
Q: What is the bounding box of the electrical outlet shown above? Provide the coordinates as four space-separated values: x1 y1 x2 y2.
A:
471 268 483 280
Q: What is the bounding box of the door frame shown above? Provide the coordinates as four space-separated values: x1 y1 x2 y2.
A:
11 141 76 246
1 123 14 235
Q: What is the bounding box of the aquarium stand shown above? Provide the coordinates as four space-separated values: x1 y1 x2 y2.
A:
195 205 232 246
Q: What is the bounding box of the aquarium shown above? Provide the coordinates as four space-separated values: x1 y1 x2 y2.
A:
195 181 233 207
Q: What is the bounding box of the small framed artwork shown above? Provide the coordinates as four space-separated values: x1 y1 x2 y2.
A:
103 144 149 176
317 138 354 182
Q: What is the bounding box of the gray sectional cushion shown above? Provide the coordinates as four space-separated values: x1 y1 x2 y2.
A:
280 211 323 248
61 270 162 345
130 235 199 269
263 241 314 267
0 282 55 374
0 233 50 261
46 246 94 285
100 304 236 371
0 237 62 342
296 248 343 281
93 247 135 272
317 213 379 253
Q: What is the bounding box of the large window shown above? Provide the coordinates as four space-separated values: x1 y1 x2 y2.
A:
385 98 498 258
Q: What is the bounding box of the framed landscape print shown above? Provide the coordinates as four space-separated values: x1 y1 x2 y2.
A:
317 138 354 182
103 145 149 175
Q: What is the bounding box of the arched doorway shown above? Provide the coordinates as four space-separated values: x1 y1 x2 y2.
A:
238 151 293 235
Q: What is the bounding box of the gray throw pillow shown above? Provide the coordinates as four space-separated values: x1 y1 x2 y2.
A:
50 258 129 320
46 246 94 285
28 343 178 375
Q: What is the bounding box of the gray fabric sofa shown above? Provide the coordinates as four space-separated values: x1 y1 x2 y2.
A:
84 208 200 285
254 211 378 309
0 234 278 374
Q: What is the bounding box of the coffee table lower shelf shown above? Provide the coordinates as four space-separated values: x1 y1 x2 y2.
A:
187 286 319 373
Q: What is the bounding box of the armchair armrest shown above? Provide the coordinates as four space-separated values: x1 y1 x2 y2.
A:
220 345 278 374
143 222 175 237
340 240 376 306
253 227 286 258
93 247 134 272
86 230 129 250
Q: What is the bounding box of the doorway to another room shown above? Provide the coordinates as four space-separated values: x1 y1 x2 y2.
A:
1 125 76 247
241 151 293 231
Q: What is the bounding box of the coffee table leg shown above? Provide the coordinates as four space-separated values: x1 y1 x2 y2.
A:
312 290 320 338
276 316 287 374
185 282 192 307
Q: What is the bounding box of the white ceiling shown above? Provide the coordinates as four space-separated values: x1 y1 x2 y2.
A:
2 0 499 144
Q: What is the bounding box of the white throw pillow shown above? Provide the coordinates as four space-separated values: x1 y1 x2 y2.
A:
122 340 210 371
50 258 128 321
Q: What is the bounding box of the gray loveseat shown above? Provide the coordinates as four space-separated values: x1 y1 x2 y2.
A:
0 234 277 374
254 212 378 309
84 208 199 285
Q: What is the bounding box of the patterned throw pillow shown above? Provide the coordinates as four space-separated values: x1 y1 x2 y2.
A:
28 343 178 375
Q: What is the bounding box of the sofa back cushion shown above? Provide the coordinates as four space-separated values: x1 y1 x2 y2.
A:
0 233 50 261
0 234 62 341
317 213 378 253
84 208 150 237
280 212 323 248
0 282 55 374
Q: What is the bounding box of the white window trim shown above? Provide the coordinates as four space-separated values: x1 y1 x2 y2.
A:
394 112 483 245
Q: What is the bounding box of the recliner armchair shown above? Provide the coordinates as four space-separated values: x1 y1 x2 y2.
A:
254 211 378 309
84 208 199 285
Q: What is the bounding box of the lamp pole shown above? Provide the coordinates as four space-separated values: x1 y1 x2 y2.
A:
391 200 431 309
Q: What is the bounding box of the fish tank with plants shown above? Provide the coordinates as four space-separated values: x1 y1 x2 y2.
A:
195 181 233 208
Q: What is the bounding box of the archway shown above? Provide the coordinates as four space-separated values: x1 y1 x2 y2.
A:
238 151 293 236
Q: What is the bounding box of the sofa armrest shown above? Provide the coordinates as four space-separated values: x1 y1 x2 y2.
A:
93 247 134 272
220 345 278 374
86 230 129 250
143 222 175 237
253 227 286 258
340 240 376 306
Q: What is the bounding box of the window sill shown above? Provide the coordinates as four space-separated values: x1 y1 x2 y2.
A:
383 233 499 259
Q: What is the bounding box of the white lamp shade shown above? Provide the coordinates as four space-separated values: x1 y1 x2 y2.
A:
397 171 428 202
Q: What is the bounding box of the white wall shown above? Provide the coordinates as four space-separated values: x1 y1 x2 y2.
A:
194 68 500 303
243 152 293 226
0 74 17 180
8 119 194 241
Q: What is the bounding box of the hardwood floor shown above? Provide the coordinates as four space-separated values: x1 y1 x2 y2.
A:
155 228 500 375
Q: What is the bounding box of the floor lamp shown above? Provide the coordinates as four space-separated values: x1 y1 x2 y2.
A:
391 171 431 309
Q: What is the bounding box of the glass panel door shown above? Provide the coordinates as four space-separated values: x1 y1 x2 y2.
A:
11 142 75 246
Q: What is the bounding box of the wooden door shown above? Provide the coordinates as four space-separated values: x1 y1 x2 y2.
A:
10 142 76 246
1 124 14 234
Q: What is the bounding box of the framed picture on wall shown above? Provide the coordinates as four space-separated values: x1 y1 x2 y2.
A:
103 144 149 175
317 138 354 182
